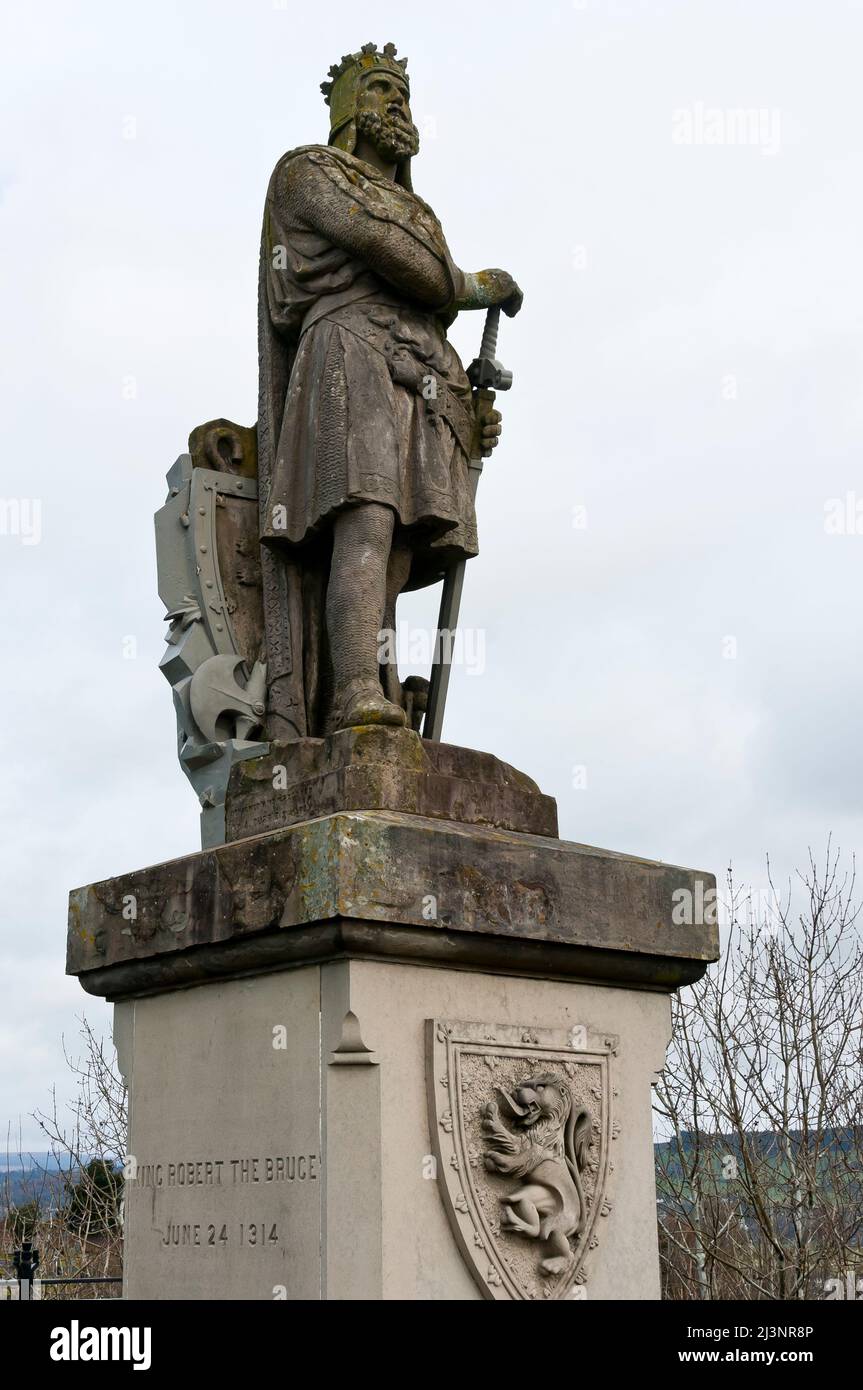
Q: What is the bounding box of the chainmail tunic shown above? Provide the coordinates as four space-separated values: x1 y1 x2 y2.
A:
258 145 478 584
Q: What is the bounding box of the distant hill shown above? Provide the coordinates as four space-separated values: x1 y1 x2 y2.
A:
656 1127 863 1175
655 1127 863 1226
0 1153 85 1213
0 1152 66 1173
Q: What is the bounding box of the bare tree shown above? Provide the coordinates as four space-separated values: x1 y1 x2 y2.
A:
1 1017 127 1299
655 841 863 1300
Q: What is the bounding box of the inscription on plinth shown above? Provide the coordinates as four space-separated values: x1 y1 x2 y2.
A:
132 1152 318 1256
116 970 323 1300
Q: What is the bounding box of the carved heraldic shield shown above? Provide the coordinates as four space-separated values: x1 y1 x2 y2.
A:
426 1019 618 1301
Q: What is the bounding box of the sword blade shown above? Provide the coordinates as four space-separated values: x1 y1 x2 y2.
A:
423 301 511 741
423 563 465 742
422 424 487 741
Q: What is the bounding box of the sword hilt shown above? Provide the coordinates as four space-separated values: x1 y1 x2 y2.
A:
469 386 496 470
467 306 513 392
479 305 500 361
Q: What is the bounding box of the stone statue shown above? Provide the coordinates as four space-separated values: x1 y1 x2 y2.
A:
258 41 522 739
156 41 522 839
78 44 720 1311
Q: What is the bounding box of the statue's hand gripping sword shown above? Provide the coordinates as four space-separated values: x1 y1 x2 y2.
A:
423 306 513 741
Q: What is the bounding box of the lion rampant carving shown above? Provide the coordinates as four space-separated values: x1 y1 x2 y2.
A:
481 1072 591 1276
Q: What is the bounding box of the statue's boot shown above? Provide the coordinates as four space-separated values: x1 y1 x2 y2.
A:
333 679 407 732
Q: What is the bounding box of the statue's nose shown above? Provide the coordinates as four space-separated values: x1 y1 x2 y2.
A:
518 1087 537 1106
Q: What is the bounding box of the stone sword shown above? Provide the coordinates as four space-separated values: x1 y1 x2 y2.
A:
423 306 513 741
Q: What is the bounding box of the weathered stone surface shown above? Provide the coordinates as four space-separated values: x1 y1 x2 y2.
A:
224 725 558 841
67 811 718 999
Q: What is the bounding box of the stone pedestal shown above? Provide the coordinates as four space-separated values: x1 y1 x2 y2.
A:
67 734 718 1301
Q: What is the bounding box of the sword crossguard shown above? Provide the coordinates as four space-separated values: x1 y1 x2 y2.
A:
467 356 513 391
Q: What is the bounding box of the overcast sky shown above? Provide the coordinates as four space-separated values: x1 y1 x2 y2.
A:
2 0 862 1149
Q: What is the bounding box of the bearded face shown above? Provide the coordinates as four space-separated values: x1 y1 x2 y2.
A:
354 73 420 162
355 105 420 161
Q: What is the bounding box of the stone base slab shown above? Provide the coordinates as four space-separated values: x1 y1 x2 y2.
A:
68 812 718 1000
224 726 559 841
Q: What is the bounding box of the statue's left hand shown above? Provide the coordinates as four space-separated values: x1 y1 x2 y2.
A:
479 407 502 458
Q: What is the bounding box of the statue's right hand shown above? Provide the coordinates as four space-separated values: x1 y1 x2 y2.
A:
480 268 524 317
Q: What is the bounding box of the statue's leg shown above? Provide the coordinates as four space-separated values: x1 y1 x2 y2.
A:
327 502 407 730
380 537 412 707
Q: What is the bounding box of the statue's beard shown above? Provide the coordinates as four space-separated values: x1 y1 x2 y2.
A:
356 107 420 163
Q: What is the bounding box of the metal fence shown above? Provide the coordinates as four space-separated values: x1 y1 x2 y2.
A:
1 1242 122 1300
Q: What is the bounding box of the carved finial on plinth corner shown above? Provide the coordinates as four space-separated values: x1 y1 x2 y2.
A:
328 1009 378 1066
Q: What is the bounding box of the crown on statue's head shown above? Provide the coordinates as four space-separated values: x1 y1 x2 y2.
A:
321 42 410 141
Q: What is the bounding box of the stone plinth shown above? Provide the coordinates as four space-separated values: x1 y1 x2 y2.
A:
67 759 718 1301
111 960 675 1300
223 726 558 842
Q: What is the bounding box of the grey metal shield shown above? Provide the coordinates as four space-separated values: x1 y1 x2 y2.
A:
155 445 268 846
